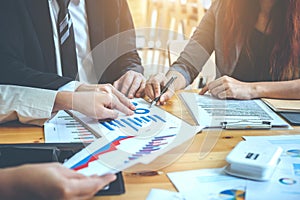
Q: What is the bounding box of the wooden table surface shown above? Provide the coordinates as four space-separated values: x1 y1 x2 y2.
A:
1 93 299 200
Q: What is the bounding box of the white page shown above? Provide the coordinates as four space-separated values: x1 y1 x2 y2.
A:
44 110 96 143
146 189 185 200
64 98 202 176
167 168 248 200
180 92 290 128
244 135 300 200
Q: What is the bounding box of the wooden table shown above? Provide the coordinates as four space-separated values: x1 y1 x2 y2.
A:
1 94 299 200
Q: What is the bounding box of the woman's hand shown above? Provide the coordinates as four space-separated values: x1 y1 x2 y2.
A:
199 75 255 99
145 73 174 105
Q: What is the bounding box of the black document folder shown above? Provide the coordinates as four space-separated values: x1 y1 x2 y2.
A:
279 112 300 126
0 143 125 196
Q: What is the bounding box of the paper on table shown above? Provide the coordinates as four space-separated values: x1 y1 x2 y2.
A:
146 189 185 200
44 110 97 143
243 135 300 200
167 168 248 200
180 92 290 129
262 98 300 112
64 98 202 176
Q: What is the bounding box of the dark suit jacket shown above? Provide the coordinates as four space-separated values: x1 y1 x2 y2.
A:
0 0 143 90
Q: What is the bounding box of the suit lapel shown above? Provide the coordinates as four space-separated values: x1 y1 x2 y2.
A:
86 0 105 50
24 0 56 73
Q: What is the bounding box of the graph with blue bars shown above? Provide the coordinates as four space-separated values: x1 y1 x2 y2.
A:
99 101 167 132
100 114 166 132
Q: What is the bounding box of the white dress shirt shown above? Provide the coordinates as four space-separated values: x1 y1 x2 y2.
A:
0 85 57 126
48 0 97 88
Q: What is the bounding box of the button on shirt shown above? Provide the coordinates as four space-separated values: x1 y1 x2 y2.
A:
48 0 97 87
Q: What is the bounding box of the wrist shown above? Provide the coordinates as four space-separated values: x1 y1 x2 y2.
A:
53 91 73 112
166 71 186 90
250 82 264 99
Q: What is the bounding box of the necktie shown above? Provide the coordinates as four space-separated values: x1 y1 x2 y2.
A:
57 0 78 79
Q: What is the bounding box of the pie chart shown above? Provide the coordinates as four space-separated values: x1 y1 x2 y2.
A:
279 178 297 185
219 189 245 200
286 149 300 158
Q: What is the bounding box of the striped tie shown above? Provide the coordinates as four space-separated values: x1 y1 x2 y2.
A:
57 0 78 79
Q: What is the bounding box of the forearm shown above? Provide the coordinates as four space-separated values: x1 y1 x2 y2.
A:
0 168 19 199
251 79 300 99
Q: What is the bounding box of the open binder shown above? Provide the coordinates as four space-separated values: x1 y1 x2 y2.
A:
0 143 125 196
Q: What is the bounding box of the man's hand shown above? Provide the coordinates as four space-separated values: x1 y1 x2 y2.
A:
145 73 174 105
199 75 254 99
113 71 146 99
0 163 116 200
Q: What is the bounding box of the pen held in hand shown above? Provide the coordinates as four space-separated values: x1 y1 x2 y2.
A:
149 76 177 108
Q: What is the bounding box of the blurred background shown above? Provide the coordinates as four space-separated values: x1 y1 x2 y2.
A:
127 0 214 88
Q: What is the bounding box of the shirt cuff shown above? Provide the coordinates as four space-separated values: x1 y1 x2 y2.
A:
58 81 82 92
169 65 191 87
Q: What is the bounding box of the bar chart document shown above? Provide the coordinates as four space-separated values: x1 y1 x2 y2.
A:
63 98 202 176
44 110 97 143
179 92 290 129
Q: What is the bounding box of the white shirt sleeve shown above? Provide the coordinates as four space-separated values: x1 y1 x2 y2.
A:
0 85 58 126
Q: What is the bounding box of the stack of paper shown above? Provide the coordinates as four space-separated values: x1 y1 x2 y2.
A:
262 98 300 112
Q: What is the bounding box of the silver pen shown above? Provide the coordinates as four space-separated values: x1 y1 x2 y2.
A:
149 76 177 108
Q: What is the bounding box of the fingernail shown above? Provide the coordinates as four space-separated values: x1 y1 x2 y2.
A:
129 110 134 115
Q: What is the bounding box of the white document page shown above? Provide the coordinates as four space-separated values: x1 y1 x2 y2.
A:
44 110 97 143
146 189 185 200
64 98 202 176
180 92 290 128
244 135 300 200
167 168 248 200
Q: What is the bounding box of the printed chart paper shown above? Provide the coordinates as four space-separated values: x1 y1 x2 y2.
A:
244 135 300 200
44 110 97 143
167 168 248 200
64 98 202 176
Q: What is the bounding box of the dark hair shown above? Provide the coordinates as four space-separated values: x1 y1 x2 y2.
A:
222 0 300 81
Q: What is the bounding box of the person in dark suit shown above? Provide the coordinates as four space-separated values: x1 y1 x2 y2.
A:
0 0 145 98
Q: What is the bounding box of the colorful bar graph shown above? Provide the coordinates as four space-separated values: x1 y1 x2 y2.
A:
124 134 176 163
99 114 167 132
71 136 134 171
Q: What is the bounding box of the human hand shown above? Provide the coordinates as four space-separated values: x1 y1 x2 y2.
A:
75 83 135 118
1 163 116 200
145 73 175 105
113 71 146 99
199 75 254 99
72 91 134 119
